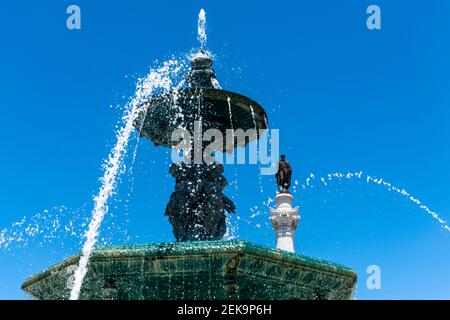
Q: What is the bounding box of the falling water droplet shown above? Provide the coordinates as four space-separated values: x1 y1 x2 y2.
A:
301 170 450 233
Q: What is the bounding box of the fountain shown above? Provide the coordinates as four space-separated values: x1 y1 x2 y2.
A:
135 49 267 241
20 9 356 300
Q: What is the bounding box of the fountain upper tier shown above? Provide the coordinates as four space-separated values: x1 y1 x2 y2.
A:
135 51 268 152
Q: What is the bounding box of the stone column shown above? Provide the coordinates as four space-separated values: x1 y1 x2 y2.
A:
270 193 300 253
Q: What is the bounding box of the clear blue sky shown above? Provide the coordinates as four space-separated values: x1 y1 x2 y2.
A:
1 0 449 299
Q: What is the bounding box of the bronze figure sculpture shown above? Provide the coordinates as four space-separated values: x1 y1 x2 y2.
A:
275 154 292 193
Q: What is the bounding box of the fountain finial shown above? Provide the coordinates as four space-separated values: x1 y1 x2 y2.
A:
186 49 216 88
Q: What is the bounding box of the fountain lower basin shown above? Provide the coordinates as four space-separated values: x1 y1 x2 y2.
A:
22 240 356 300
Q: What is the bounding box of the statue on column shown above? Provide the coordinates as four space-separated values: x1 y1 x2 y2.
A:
271 154 299 253
275 154 292 193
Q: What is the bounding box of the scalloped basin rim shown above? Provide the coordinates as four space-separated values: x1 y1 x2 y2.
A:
22 240 355 290
137 88 268 151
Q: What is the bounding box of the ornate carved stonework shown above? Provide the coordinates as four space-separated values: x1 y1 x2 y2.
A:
270 193 300 253
22 241 356 300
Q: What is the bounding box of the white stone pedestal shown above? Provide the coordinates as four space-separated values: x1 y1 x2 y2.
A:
270 193 300 253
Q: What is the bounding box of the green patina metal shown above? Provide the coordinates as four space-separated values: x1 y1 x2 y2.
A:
22 240 356 300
